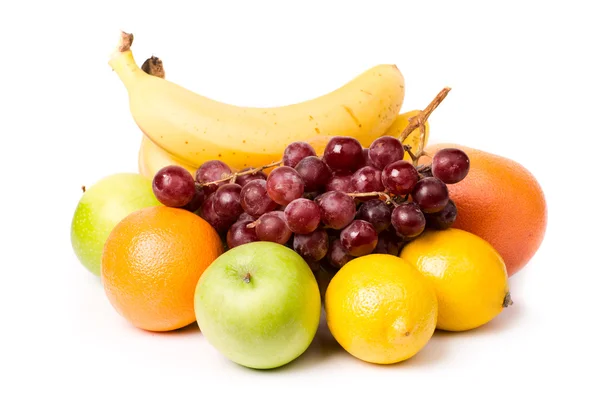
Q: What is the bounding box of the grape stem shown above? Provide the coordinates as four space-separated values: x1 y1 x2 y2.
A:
399 87 451 165
348 191 394 205
197 160 283 188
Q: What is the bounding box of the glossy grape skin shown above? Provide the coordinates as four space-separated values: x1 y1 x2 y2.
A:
240 179 278 217
283 141 316 168
266 166 305 205
340 220 378 257
411 177 449 213
213 183 243 219
200 194 237 233
195 160 232 195
425 199 458 230
327 239 354 269
293 229 329 262
315 191 356 230
235 168 267 187
381 160 419 195
325 173 353 193
322 136 363 172
373 229 403 256
295 156 332 192
351 166 384 196
152 165 196 208
368 136 405 170
181 185 206 213
284 198 321 234
391 202 426 238
356 199 392 233
254 211 292 244
226 221 259 248
432 148 470 184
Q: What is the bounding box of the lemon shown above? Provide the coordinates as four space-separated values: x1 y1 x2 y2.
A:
401 228 512 332
325 254 437 365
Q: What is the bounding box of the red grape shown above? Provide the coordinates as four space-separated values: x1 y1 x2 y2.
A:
152 165 196 208
351 166 384 196
237 212 256 223
293 229 329 262
284 198 321 234
368 136 405 170
200 194 237 233
325 173 353 193
254 211 292 244
322 136 363 172
283 141 316 168
295 156 332 192
411 177 449 213
181 185 205 213
266 166 305 205
227 221 259 248
425 199 457 230
391 202 426 238
340 220 378 256
373 230 403 256
432 148 470 184
213 183 243 219
381 160 419 195
240 179 278 217
315 191 356 229
235 168 267 187
356 199 391 233
327 239 354 269
195 160 232 195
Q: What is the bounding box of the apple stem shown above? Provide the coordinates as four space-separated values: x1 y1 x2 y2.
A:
243 272 251 283
81 185 86 193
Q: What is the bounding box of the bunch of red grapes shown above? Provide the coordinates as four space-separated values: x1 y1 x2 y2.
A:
152 135 470 274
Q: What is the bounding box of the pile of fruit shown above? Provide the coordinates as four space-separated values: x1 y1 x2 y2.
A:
71 31 548 369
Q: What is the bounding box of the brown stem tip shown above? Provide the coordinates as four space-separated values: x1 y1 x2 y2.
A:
503 292 514 308
117 31 134 53
243 273 252 283
81 185 86 193
141 56 165 78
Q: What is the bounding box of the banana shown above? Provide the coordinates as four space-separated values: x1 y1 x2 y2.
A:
109 32 405 172
138 136 198 180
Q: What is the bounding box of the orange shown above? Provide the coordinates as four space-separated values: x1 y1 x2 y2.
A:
101 206 224 332
423 144 547 277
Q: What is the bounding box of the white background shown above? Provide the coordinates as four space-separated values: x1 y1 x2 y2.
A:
1 1 599 397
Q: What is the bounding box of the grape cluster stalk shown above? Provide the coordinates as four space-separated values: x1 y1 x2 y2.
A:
150 88 470 277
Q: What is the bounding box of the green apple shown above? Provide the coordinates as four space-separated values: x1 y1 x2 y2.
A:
194 241 321 369
71 173 161 276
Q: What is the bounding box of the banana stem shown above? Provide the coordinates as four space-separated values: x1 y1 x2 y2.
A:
111 31 134 59
141 56 165 79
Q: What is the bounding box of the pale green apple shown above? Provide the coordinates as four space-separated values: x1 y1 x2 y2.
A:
71 173 161 276
194 241 321 369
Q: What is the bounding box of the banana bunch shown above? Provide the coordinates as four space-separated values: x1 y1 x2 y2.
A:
109 32 428 179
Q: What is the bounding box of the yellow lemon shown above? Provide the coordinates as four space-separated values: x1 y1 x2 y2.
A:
325 254 437 364
401 228 512 332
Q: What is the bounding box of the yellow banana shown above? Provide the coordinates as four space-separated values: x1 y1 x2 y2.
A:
138 136 198 180
138 111 429 179
109 32 405 172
